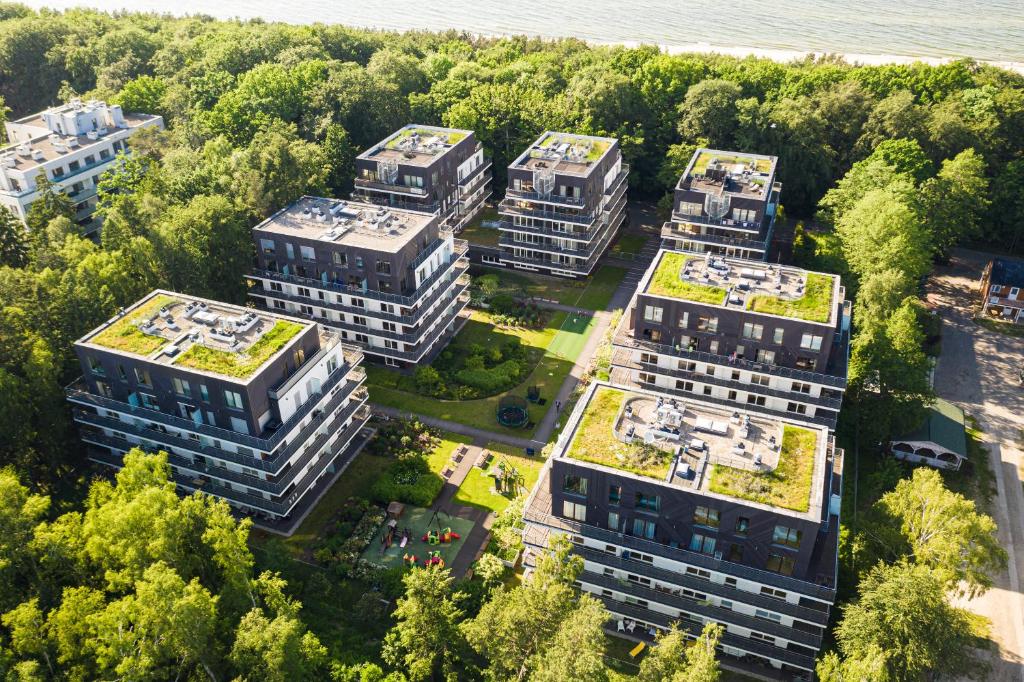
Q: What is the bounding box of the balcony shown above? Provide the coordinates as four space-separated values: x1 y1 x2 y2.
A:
353 177 429 197
498 198 599 227
504 187 587 207
458 160 493 194
497 219 598 242
662 223 769 251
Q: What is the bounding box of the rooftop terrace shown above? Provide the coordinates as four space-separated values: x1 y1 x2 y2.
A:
359 125 471 167
560 383 827 517
513 131 614 175
643 251 839 325
254 196 436 253
680 149 777 201
80 291 314 381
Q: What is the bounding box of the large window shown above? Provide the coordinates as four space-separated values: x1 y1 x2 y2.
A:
773 328 785 344
772 525 803 549
689 533 716 555
643 305 663 323
300 245 316 262
697 316 718 332
224 390 244 410
742 322 763 340
608 512 620 531
134 368 151 387
563 474 588 496
563 501 586 522
635 492 660 512
693 506 719 528
766 553 796 576
609 485 622 505
734 516 750 536
632 518 656 540
800 333 823 351
172 377 191 397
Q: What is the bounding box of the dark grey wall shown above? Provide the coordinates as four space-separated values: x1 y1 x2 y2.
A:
506 138 621 214
674 186 769 226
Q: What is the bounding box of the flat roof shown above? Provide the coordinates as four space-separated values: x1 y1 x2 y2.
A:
680 148 778 202
253 195 436 253
358 124 472 167
640 250 841 325
78 290 318 382
556 382 829 519
511 131 616 176
1 112 159 172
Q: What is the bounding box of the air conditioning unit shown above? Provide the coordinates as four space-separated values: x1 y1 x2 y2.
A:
30 149 44 161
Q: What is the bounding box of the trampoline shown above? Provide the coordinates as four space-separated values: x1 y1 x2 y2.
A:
497 395 530 428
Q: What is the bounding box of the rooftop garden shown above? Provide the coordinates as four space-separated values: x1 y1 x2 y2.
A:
536 133 608 162
90 294 176 356
387 126 466 149
707 425 818 512
174 320 304 378
567 387 674 480
691 151 773 176
646 252 728 305
746 272 834 323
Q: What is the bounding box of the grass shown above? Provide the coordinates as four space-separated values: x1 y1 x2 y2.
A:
470 264 627 312
387 126 466 148
746 272 834 322
453 441 544 513
610 234 647 258
646 252 727 305
567 386 674 480
707 425 818 512
426 431 474 476
975 315 1024 337
175 320 304 378
90 294 176 355
460 207 501 246
577 265 628 311
537 132 608 161
692 150 772 175
942 415 996 514
369 310 594 438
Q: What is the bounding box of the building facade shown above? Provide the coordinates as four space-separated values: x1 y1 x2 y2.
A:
67 290 370 533
247 196 470 367
1 99 164 233
522 381 842 680
980 257 1024 323
661 149 781 261
611 250 850 430
353 125 492 231
495 131 628 277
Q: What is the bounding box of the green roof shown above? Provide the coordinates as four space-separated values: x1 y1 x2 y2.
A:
646 252 728 305
897 398 967 458
90 294 176 356
174 320 304 379
746 273 834 323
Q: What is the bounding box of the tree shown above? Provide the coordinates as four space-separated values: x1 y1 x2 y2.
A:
25 175 74 236
877 468 1006 597
856 90 928 155
382 566 465 682
677 79 743 147
638 622 722 682
367 49 429 97
233 125 328 220
987 158 1024 253
0 207 28 267
833 562 979 681
816 646 891 682
530 594 608 682
114 74 168 117
836 185 931 282
919 148 990 257
231 607 329 681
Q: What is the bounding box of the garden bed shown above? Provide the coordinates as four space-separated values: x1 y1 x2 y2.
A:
707 425 818 512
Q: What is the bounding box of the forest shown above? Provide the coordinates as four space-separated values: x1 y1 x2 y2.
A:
0 2 1020 680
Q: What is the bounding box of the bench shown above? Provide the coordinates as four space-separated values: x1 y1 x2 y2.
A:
475 450 492 468
451 445 468 464
441 466 455 480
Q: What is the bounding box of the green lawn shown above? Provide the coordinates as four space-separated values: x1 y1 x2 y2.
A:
471 266 588 307
453 441 544 513
426 431 474 476
546 312 597 361
90 293 175 355
369 310 595 438
975 315 1024 338
707 425 818 512
460 207 501 247
610 234 647 258
646 252 727 305
746 273 834 323
577 265 628 311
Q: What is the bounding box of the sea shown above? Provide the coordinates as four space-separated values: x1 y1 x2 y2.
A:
18 0 1024 69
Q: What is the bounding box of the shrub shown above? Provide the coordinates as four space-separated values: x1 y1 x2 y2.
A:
455 359 524 394
370 457 444 507
414 365 443 394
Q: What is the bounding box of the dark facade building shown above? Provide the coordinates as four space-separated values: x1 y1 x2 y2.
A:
247 196 470 368
495 131 628 277
522 381 842 680
980 257 1024 323
611 249 851 429
353 124 492 231
662 149 781 261
67 290 370 533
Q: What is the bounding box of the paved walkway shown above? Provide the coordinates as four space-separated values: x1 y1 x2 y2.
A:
927 249 1024 682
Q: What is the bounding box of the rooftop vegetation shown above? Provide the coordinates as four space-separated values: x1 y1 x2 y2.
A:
567 387 674 480
707 425 818 512
174 320 304 378
746 272 835 322
692 151 773 175
387 126 466 148
89 294 176 356
537 133 608 162
646 252 728 304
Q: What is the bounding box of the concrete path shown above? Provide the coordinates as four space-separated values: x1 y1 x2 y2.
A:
927 248 1024 682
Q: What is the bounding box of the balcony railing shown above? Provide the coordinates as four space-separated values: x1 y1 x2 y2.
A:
498 199 599 226
497 219 598 242
353 177 428 197
504 187 587 207
662 223 769 251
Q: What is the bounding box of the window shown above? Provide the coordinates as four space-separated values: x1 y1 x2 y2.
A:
627 573 652 587
563 501 586 521
709 340 719 354
724 577 737 588
88 356 105 375
643 305 663 322
746 395 766 406
84 154 95 165
563 474 588 495
689 533 716 555
139 393 158 409
760 586 787 599
726 543 744 562
635 492 660 512
755 609 782 623
742 322 763 340
720 599 734 610
640 352 658 365
134 368 151 387
734 516 750 536
624 596 649 608
260 239 275 254
702 386 712 396
172 378 191 397
766 554 795 576
632 518 656 539
625 550 654 563
641 328 662 342
685 566 711 580
300 245 316 262
376 260 392 275
755 349 775 364
705 365 715 376
355 255 364 269
333 251 347 266
676 380 694 392
609 485 622 505
638 372 656 385
52 166 65 178
750 632 775 644
773 328 785 344
603 567 615 576
693 506 719 528
679 360 696 372
678 312 689 328
298 287 311 298
608 512 620 530
697 316 718 332
786 402 808 415
199 384 209 402
791 381 812 394
99 148 110 160
678 201 702 216
800 333 823 351
224 390 244 410
353 315 367 327
772 525 803 549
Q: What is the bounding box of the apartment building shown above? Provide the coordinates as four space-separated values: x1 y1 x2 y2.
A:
610 250 850 430
67 290 370 533
247 196 470 367
522 381 843 680
1 98 164 233
353 124 492 231
980 257 1024 323
495 131 628 277
662 149 781 261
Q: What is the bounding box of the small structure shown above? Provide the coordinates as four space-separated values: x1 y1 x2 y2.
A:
497 394 530 428
980 257 1024 323
890 399 968 471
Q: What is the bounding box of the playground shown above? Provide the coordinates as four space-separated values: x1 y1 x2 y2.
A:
360 505 476 570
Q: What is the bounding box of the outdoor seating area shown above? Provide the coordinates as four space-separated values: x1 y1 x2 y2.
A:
361 505 475 570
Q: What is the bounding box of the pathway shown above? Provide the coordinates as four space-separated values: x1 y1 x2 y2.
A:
927 249 1024 682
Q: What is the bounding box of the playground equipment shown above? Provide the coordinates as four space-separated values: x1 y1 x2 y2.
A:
497 395 529 428
421 527 461 544
494 458 526 497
